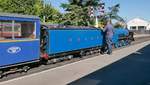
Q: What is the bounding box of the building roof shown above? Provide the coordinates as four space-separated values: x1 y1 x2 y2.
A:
0 12 39 19
127 18 149 26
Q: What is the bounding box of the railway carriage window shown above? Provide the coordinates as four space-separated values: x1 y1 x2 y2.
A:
15 21 35 39
0 20 35 41
0 20 12 40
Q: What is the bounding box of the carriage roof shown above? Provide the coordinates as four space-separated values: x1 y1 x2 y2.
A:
0 12 39 19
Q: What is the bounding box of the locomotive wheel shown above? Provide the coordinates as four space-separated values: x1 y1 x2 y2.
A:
121 40 125 46
67 55 73 60
128 40 132 45
52 59 57 64
114 43 118 48
125 40 128 46
80 51 85 57
0 71 3 78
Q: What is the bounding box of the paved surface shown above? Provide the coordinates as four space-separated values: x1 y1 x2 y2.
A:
0 41 150 85
69 44 150 85
134 34 150 38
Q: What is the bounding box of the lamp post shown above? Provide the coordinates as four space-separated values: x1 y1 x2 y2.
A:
95 16 99 27
43 0 46 23
96 0 105 28
43 0 51 23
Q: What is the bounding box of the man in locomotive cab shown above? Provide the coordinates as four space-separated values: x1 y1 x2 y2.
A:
103 20 114 54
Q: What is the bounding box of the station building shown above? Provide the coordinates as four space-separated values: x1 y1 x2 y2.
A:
127 18 150 34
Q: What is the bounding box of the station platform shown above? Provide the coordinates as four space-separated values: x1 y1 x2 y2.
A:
69 42 150 85
134 34 150 38
0 40 150 85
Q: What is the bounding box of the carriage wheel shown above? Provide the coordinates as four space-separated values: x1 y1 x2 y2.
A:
22 66 30 72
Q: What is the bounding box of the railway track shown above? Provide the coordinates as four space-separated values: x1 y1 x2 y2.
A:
0 36 150 82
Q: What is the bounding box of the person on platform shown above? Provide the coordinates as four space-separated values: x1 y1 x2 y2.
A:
103 20 114 54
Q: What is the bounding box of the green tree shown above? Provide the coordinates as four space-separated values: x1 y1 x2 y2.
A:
108 4 125 22
0 0 43 15
41 4 62 23
114 22 125 28
61 0 100 26
98 4 126 28
0 0 62 23
102 4 125 23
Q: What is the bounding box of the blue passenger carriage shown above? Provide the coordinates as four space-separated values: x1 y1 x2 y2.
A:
0 13 40 71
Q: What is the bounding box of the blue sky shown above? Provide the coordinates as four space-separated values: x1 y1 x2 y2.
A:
49 0 150 21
